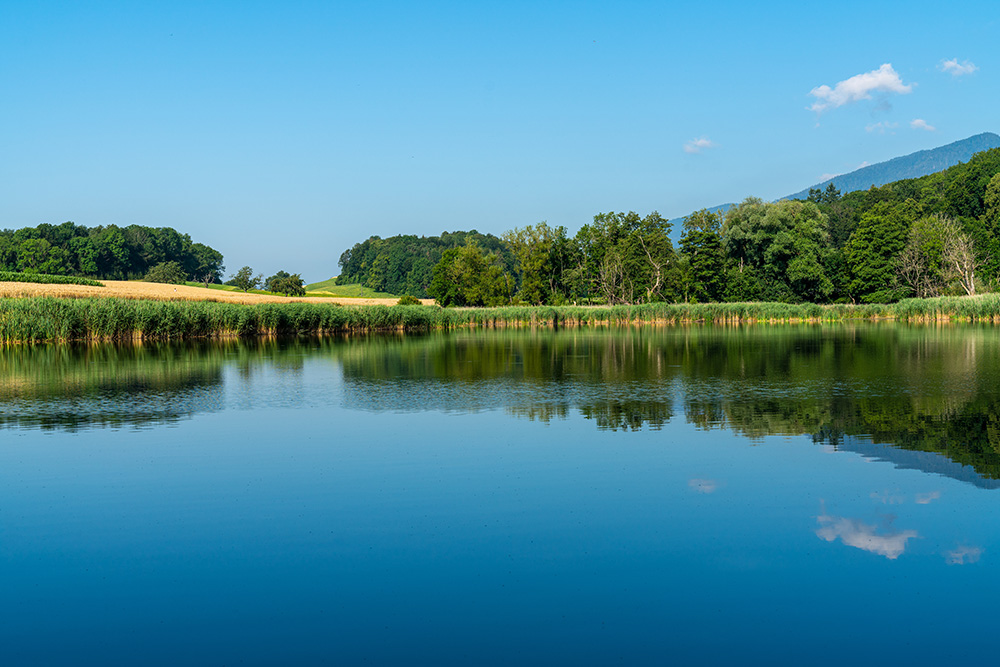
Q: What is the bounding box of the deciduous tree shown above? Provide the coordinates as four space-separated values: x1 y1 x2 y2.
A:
845 200 916 302
679 209 725 302
576 211 678 304
269 272 306 296
941 217 981 295
429 241 512 307
229 266 262 292
897 215 947 298
145 260 187 284
722 199 833 302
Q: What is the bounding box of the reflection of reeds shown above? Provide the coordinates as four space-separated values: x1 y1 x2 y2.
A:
0 341 224 398
0 338 325 430
5 295 1000 342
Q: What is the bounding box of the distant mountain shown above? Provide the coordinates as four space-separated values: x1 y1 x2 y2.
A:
834 436 1000 489
667 202 734 240
667 132 1000 240
783 131 1000 201
698 203 735 217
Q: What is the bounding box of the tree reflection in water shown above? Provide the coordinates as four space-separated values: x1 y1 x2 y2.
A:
5 326 1000 482
335 326 1000 481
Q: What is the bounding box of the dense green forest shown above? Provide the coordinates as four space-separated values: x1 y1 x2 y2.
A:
338 147 1000 305
0 222 225 283
783 131 1000 200
336 230 514 296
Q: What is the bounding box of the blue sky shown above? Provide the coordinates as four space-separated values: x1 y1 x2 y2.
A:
2 1 996 282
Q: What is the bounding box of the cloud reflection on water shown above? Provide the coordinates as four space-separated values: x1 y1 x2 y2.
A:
946 545 983 565
870 490 905 505
816 506 919 559
915 491 942 505
688 478 719 494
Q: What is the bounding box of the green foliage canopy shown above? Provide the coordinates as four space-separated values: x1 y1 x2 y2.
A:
330 147 1000 306
267 271 306 296
337 231 513 298
721 199 833 302
0 221 224 282
145 261 188 284
845 201 915 302
228 266 263 292
679 210 725 302
428 241 512 307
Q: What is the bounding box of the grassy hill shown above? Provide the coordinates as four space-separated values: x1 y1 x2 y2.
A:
304 278 399 299
184 281 274 296
181 279 399 299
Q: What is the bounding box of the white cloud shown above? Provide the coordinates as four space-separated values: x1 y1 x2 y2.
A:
911 118 936 131
820 173 839 181
688 478 718 494
816 509 919 559
940 58 978 76
915 491 941 504
866 121 899 134
946 545 982 565
808 63 913 114
870 490 905 505
683 137 716 154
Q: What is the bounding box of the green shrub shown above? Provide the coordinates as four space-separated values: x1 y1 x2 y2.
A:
0 271 103 287
144 261 187 284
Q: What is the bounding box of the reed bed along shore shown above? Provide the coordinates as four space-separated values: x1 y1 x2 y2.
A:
3 294 1000 342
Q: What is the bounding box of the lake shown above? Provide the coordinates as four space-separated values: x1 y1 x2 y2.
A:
2 325 998 664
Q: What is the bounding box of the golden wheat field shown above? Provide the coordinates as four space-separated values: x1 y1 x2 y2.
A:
0 280 435 306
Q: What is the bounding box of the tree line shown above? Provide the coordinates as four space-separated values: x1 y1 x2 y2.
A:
336 230 514 297
0 222 225 283
337 147 1000 305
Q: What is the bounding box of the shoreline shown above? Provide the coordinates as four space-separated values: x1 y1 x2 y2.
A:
3 290 1000 342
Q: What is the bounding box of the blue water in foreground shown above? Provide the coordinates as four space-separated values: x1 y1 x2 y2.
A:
1 327 998 664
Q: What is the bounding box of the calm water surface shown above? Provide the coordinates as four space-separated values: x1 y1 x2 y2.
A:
2 325 999 664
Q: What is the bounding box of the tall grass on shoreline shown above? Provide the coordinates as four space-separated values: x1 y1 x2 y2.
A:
442 295 1000 327
4 294 1000 342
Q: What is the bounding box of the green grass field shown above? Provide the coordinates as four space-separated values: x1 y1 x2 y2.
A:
184 279 398 299
183 281 276 296
303 278 399 299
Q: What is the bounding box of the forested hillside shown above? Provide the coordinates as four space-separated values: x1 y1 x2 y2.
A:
335 147 1000 306
335 230 513 297
0 222 224 282
784 132 1000 201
